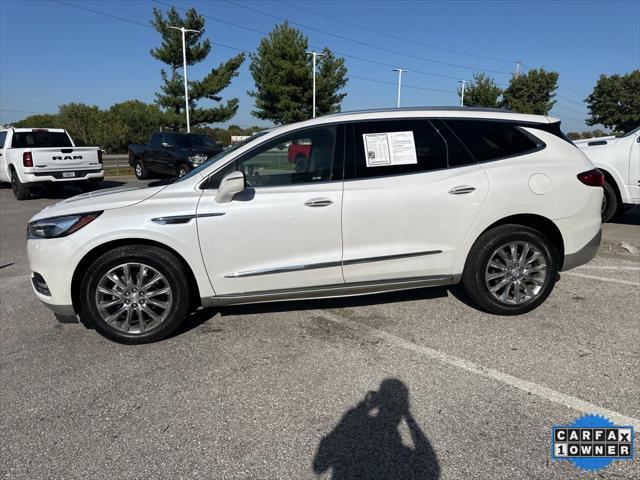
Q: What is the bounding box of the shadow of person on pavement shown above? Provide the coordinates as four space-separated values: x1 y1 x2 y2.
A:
313 379 440 479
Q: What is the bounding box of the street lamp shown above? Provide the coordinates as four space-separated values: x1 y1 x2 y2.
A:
392 68 408 108
458 80 468 107
306 50 325 118
169 25 200 133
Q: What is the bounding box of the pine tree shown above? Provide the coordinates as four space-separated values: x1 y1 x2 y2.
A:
150 7 244 130
249 22 348 125
460 73 502 108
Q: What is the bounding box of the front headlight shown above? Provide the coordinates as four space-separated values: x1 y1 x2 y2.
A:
188 154 208 165
27 211 102 239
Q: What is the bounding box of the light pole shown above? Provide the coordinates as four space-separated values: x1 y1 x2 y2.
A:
306 50 325 118
169 25 200 133
458 80 468 107
392 68 408 108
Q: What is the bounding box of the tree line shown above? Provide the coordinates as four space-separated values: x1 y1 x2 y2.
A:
12 6 640 151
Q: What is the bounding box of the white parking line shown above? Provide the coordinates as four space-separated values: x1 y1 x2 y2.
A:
316 310 640 430
563 272 640 286
577 265 640 271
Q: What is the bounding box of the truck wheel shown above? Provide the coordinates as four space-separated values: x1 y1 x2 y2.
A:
601 180 619 223
295 154 307 172
134 160 148 180
176 164 189 178
11 170 31 200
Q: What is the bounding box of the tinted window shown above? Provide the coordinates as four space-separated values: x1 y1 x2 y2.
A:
348 120 447 180
176 134 219 149
430 119 475 167
209 125 340 188
11 131 72 148
149 133 162 148
444 120 540 162
0 131 6 149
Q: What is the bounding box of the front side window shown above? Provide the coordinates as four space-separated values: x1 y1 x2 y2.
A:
444 120 540 162
347 120 447 180
149 133 162 148
208 125 340 188
0 131 6 149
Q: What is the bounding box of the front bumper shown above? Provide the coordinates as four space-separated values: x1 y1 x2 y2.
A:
561 229 602 271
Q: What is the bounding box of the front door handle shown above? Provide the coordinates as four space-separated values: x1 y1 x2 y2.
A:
448 185 476 195
304 198 333 207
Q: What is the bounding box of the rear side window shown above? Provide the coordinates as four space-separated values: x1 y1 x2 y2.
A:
348 120 447 179
0 131 6 148
11 131 72 148
444 120 540 162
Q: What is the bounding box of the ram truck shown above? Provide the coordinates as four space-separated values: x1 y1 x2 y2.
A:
574 126 640 221
128 132 223 179
0 127 103 200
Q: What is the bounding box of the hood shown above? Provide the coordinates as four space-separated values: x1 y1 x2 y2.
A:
30 185 165 222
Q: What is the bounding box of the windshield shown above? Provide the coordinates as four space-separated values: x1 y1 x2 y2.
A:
174 131 269 183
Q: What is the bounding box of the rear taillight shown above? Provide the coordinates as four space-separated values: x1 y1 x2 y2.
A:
577 169 604 187
23 152 33 167
98 149 103 164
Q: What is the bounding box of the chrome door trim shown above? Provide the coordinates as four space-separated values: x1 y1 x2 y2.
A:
151 212 225 225
224 250 441 278
203 274 457 306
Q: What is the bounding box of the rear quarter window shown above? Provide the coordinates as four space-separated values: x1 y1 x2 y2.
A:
444 120 541 162
0 131 7 148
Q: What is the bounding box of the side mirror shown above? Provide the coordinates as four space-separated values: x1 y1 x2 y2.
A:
215 171 246 203
162 142 173 149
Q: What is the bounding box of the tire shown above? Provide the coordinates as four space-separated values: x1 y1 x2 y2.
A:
80 245 189 344
462 224 559 315
176 164 189 178
134 160 148 180
11 170 31 200
601 180 619 223
295 154 307 172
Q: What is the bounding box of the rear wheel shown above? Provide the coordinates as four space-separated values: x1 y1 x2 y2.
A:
134 160 148 180
11 170 31 200
462 225 559 315
80 245 189 344
601 180 619 222
295 154 308 172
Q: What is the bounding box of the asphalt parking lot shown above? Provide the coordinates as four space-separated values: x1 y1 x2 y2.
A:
1 177 639 479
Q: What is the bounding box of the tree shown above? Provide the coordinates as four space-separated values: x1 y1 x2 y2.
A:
460 73 502 108
12 113 60 128
586 70 640 134
566 132 582 141
249 22 348 124
57 103 104 146
109 100 164 147
150 7 244 130
501 68 559 115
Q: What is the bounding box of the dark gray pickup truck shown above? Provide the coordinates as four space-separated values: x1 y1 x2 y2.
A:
128 132 223 179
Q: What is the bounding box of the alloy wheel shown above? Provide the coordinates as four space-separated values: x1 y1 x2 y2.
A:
95 262 173 334
485 241 547 305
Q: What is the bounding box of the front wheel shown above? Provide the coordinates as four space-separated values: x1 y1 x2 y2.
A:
176 164 189 178
11 170 31 200
601 180 619 223
462 225 559 315
80 245 189 344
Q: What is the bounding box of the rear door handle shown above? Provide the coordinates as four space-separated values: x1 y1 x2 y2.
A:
304 198 333 207
448 185 476 195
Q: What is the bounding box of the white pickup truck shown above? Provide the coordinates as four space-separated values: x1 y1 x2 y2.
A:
574 126 640 221
0 127 104 200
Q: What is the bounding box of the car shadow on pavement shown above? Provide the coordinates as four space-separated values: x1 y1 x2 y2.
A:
313 378 440 479
610 206 640 226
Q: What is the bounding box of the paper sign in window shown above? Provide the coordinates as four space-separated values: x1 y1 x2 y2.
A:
363 131 417 167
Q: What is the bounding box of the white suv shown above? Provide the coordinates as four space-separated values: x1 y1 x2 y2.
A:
27 108 603 343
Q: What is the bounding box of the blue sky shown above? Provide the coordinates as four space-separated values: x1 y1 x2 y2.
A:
1 0 638 133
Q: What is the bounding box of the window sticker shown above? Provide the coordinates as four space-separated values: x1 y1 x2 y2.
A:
363 131 417 167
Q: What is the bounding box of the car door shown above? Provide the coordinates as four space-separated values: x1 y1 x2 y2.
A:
629 131 640 202
196 124 345 296
146 133 164 174
341 118 489 284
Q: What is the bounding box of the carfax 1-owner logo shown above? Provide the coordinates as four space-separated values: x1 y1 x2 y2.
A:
552 414 635 472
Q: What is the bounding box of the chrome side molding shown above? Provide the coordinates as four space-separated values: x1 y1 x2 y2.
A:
224 250 442 278
152 212 225 225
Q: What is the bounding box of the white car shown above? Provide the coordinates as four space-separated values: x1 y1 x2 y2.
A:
573 127 640 221
0 127 103 199
26 108 603 344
